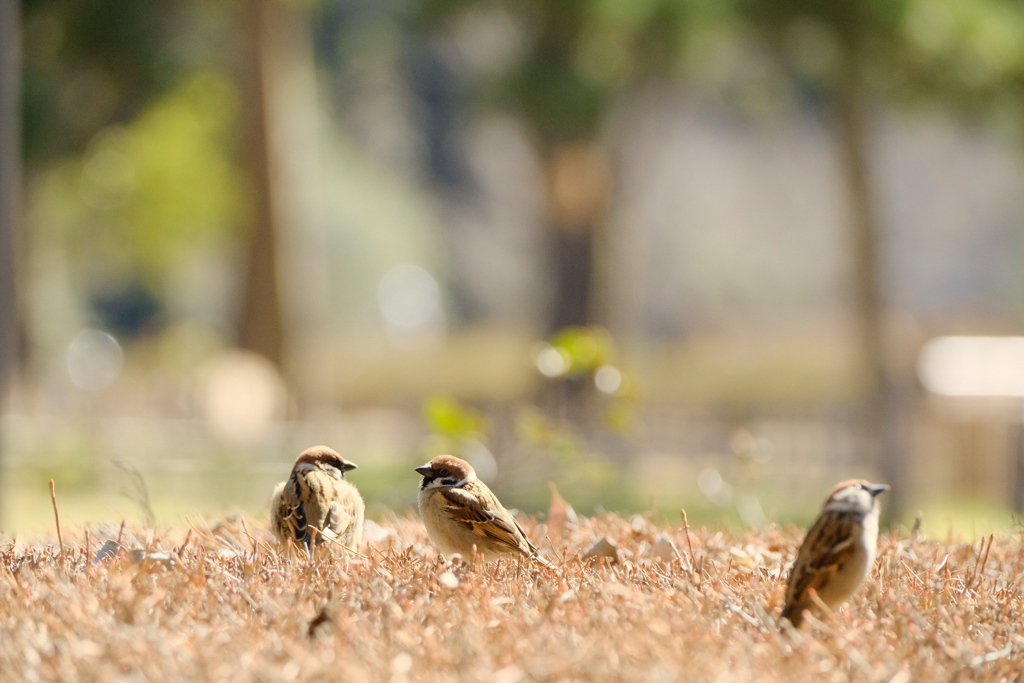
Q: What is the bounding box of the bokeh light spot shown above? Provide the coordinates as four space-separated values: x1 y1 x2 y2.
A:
201 350 288 444
534 343 570 378
67 329 124 391
918 336 1024 397
463 438 498 482
698 467 733 506
377 265 442 331
594 364 622 393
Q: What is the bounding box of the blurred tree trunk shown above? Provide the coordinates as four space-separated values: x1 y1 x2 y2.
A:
238 0 285 367
539 142 612 427
834 42 909 521
0 0 21 520
543 142 612 332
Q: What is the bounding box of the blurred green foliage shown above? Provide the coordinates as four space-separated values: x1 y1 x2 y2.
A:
739 0 1024 117
548 325 614 377
423 394 488 442
22 0 201 161
30 70 244 307
537 326 639 432
22 1 244 316
416 0 710 144
21 0 1024 339
415 0 1024 147
119 71 242 279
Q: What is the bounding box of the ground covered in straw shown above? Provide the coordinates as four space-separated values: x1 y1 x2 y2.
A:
1 511 1022 682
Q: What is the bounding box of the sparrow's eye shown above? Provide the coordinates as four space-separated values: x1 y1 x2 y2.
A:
439 470 450 478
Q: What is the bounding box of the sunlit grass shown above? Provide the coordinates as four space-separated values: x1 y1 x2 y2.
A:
2 510 1022 681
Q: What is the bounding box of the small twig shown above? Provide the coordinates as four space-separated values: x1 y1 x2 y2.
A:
802 610 835 643
725 602 760 629
306 526 371 559
373 546 398 568
49 480 65 570
968 644 1013 668
547 533 571 566
253 536 279 559
116 520 126 548
175 529 194 557
238 518 259 561
680 508 696 572
966 534 994 592
999 586 1019 616
113 456 154 526
976 534 994 589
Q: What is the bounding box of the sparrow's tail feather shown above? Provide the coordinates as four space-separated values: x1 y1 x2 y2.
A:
531 552 556 570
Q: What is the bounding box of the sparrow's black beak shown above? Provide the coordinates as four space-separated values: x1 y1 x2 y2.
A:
415 465 435 477
867 483 890 497
341 461 358 472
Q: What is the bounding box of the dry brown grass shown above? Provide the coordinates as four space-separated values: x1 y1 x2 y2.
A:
1 511 1022 682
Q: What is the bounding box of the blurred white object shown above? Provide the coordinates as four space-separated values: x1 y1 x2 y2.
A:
649 534 681 563
462 438 498 482
918 336 1024 397
581 536 620 563
533 342 569 378
377 265 445 347
736 493 768 528
697 466 733 505
594 364 622 393
67 329 123 391
201 350 287 444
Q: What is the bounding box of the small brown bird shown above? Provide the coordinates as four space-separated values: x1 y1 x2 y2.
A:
782 479 889 628
415 454 553 568
271 446 364 553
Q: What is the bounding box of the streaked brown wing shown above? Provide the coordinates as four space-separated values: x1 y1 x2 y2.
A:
276 477 311 549
439 487 531 555
785 510 859 606
509 513 538 554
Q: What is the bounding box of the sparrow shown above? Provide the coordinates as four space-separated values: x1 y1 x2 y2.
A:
781 479 889 628
415 454 554 568
271 445 365 553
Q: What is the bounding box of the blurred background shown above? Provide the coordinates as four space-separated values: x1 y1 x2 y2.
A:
2 0 1024 536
